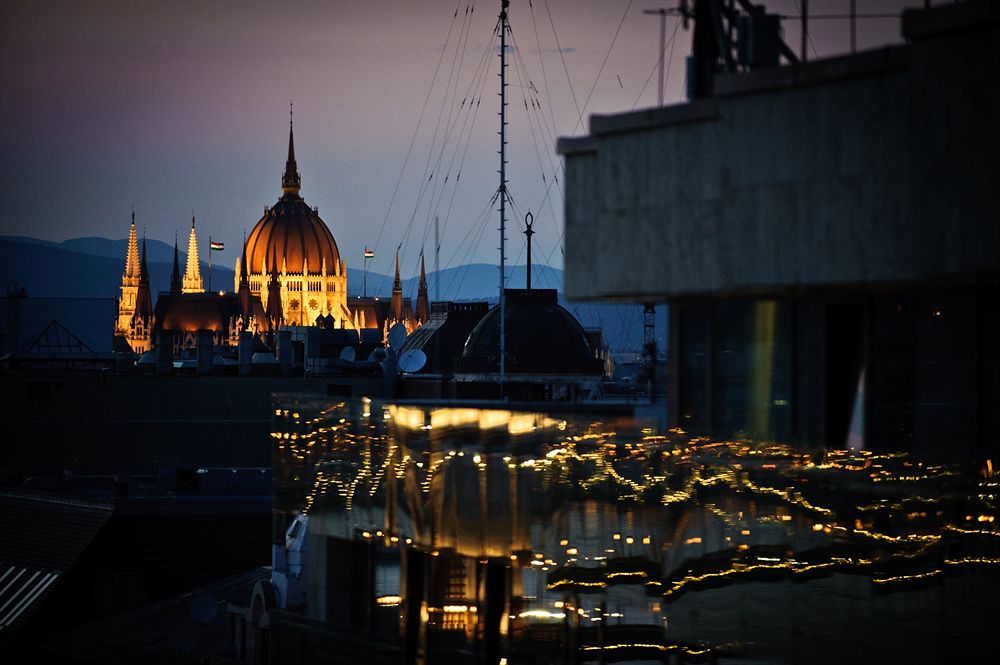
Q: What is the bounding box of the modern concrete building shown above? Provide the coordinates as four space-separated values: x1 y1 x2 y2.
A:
557 1 999 461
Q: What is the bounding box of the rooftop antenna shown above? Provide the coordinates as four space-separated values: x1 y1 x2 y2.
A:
398 348 427 374
523 212 534 290
498 0 510 388
434 215 440 304
387 322 407 352
850 0 856 53
800 0 809 62
642 8 668 106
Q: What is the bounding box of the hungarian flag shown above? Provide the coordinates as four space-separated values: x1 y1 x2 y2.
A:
364 247 374 259
210 240 224 251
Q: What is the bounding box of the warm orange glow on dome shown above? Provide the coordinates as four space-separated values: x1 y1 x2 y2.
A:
245 197 340 276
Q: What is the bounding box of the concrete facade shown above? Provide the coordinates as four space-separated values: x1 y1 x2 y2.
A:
558 3 999 301
556 2 999 460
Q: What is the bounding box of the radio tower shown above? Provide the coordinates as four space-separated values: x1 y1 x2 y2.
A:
498 0 509 388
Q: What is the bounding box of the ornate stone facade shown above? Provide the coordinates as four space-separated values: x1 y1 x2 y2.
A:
115 115 430 353
236 117 354 328
114 213 154 353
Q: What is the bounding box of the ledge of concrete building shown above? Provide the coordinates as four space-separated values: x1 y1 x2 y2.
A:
559 1 997 152
903 0 1000 40
556 136 598 156
715 45 909 98
587 99 720 139
564 273 1000 304
561 44 909 145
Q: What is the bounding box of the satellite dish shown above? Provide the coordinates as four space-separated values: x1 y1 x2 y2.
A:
368 347 387 362
398 349 427 373
339 346 356 362
387 322 408 351
190 593 219 624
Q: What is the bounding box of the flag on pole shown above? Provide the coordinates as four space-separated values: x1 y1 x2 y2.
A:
210 241 224 251
364 247 374 259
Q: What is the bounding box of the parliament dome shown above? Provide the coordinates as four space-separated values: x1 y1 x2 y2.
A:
245 198 341 275
244 115 341 276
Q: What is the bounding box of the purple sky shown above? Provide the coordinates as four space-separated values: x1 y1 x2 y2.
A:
0 0 921 281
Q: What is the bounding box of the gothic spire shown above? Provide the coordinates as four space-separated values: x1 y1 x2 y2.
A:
170 231 182 294
391 250 403 323
124 209 139 280
416 252 429 324
268 244 280 284
139 236 149 282
266 244 283 326
135 236 153 319
281 103 301 196
239 230 249 283
116 210 141 338
237 230 252 315
182 215 204 293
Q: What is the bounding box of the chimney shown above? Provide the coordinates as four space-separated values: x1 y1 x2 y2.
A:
196 330 213 375
156 330 174 375
277 330 292 375
239 331 253 376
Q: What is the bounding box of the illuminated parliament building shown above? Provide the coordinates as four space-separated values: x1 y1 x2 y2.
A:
114 119 429 354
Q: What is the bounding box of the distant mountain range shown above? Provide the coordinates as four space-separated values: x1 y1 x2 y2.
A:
0 236 653 351
0 236 238 300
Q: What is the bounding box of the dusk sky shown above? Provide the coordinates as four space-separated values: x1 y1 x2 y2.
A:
1 0 920 283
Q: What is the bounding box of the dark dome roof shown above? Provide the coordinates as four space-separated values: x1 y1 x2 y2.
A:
245 194 340 276
459 289 602 374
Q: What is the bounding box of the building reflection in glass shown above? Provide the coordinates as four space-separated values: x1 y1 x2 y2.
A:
271 397 999 664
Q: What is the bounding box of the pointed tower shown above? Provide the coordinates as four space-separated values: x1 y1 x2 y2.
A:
416 253 429 324
391 250 403 323
242 112 348 330
282 104 301 197
117 211 141 335
266 246 283 327
170 232 182 294
124 212 140 282
125 236 155 353
182 216 203 293
136 238 153 321
238 233 253 317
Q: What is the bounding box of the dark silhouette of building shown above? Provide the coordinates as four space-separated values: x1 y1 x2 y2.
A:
454 289 605 399
0 467 271 659
557 0 999 462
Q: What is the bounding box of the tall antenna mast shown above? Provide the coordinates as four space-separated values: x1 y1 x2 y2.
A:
498 0 509 387
434 215 440 304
